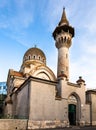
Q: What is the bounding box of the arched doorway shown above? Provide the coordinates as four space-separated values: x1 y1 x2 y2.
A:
68 94 80 126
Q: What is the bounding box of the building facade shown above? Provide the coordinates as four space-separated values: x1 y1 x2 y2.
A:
0 82 7 95
4 9 96 129
0 82 7 117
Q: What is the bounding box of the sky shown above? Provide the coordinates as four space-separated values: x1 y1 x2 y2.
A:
0 0 96 89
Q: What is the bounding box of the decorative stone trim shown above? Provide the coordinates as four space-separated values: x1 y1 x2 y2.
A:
79 120 85 126
92 121 96 126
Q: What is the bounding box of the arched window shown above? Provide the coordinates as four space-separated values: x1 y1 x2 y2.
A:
38 56 41 60
61 37 63 42
68 95 77 104
28 55 31 60
64 36 66 42
33 55 36 59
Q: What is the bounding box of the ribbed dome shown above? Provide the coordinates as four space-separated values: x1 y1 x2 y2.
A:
23 47 46 64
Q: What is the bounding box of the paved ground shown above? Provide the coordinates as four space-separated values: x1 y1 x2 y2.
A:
63 126 96 130
37 126 96 130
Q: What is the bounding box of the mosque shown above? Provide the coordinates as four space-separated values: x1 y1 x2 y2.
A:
4 9 96 129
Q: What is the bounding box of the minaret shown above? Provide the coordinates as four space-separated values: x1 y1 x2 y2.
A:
53 8 74 80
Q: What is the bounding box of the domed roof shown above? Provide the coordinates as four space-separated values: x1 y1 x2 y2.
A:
24 47 46 58
23 47 46 64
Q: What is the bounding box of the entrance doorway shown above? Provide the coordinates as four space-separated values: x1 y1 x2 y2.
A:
68 104 76 125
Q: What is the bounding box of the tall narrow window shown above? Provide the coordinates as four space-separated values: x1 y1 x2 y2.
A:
29 55 31 60
66 54 68 58
64 36 66 42
61 37 63 42
39 56 41 60
33 55 35 59
66 66 68 71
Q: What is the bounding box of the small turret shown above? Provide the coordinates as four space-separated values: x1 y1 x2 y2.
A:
76 76 85 85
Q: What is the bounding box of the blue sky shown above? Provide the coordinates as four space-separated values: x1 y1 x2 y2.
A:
0 0 96 89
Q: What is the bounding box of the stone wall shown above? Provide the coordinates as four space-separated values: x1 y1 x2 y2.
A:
0 119 92 130
16 83 29 118
92 93 96 122
29 79 56 120
0 119 28 130
28 120 69 129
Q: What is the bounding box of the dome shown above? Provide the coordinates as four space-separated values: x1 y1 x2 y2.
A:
23 47 46 64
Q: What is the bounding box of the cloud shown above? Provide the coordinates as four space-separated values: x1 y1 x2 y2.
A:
40 0 68 31
46 47 57 76
3 30 31 48
13 0 34 28
70 58 96 89
68 1 96 89
40 0 82 31
0 0 96 89
83 41 96 55
70 34 96 89
0 0 34 30
72 1 96 34
40 0 96 89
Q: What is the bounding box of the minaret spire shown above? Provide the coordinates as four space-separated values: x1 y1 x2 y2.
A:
59 8 69 26
52 8 74 79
